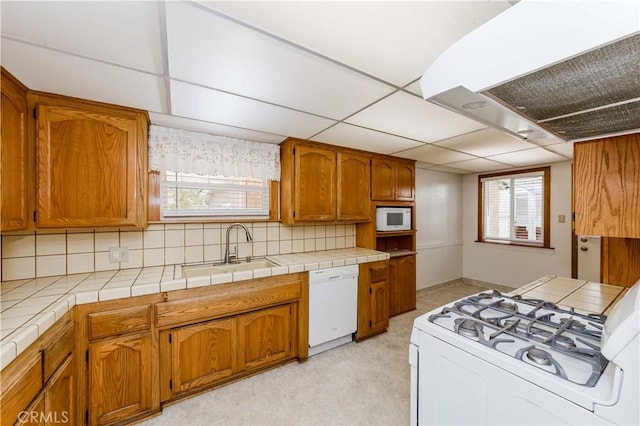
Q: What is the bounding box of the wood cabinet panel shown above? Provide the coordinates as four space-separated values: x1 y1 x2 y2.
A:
156 278 301 328
389 254 416 316
356 260 389 340
237 305 291 371
43 321 74 382
88 305 151 340
574 135 640 238
294 145 336 221
45 355 74 426
170 318 236 395
35 95 148 228
337 152 371 221
372 158 415 201
1 68 29 231
371 158 395 201
395 162 415 201
89 333 153 425
0 353 43 426
601 237 640 287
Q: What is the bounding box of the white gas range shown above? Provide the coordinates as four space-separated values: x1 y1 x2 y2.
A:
409 277 639 425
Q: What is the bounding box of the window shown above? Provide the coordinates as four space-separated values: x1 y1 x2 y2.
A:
162 171 269 218
478 166 550 248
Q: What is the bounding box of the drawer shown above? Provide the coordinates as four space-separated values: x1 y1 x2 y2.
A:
89 305 151 340
370 264 389 282
0 352 43 426
43 320 74 381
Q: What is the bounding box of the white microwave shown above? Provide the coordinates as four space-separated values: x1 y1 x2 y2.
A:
376 207 412 231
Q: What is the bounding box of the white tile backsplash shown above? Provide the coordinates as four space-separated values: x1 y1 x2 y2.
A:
1 222 356 281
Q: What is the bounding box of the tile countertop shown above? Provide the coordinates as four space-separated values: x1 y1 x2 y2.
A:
510 274 628 315
0 247 389 370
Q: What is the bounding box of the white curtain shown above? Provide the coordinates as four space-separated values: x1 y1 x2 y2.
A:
148 125 280 180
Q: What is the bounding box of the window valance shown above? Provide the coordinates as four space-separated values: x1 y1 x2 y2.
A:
148 125 280 180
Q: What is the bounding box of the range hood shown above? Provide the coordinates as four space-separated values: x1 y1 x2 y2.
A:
421 0 640 142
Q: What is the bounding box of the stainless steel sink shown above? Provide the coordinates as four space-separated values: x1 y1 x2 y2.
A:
181 259 278 278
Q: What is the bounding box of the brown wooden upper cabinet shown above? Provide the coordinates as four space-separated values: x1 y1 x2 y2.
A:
574 134 640 238
34 93 149 228
1 68 29 231
371 157 415 201
280 138 371 223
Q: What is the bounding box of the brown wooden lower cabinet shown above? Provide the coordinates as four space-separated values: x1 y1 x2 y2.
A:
357 260 390 340
389 254 416 316
89 332 153 425
237 305 292 371
0 313 75 426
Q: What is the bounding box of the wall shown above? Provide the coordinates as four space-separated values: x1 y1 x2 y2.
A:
0 222 356 281
462 161 573 288
415 169 463 289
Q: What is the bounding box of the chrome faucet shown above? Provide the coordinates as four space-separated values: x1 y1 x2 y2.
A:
223 223 253 264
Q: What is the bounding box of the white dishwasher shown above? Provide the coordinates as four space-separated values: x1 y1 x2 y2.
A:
308 264 359 356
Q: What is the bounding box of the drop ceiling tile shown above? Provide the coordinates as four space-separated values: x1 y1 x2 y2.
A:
433 128 540 157
1 39 167 113
1 1 164 74
415 161 436 169
311 123 423 155
148 113 286 144
393 144 476 164
170 80 335 139
346 91 486 143
201 1 511 86
544 142 574 158
444 158 511 173
487 147 568 167
426 165 469 175
404 81 422 97
165 2 394 120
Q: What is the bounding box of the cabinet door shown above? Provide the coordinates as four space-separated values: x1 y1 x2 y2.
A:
45 355 74 426
89 333 152 425
371 158 395 201
294 145 336 221
395 162 415 201
36 102 146 227
389 255 416 316
337 152 371 221
237 305 291 371
170 318 236 395
1 70 29 231
369 281 389 334
574 136 640 238
22 393 46 426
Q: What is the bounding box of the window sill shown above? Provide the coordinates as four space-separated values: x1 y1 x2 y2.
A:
474 240 555 250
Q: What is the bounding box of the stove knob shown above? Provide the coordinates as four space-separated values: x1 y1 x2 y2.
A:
580 246 588 251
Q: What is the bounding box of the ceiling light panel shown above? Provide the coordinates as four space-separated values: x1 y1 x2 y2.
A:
165 2 394 120
346 91 486 143
393 144 476 164
1 39 167 112
486 147 568 166
433 128 539 157
148 112 286 144
201 1 511 86
170 80 336 139
0 1 164 74
311 123 424 155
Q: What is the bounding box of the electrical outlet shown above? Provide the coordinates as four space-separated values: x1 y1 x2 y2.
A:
558 214 566 223
109 247 129 263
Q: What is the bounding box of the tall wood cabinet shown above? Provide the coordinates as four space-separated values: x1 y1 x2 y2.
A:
1 68 29 231
574 135 640 238
280 138 371 223
33 93 149 228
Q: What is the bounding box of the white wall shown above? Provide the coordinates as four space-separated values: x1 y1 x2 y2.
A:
415 169 463 289
462 161 573 288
